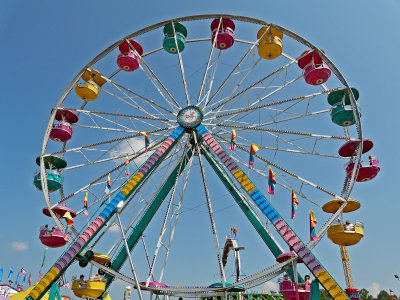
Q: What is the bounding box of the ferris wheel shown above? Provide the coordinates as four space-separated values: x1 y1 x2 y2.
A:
30 14 380 300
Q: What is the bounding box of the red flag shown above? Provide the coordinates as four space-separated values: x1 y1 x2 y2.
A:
28 274 31 286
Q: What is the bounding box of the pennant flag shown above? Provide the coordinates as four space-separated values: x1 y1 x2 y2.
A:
7 267 13 281
41 248 49 267
105 173 111 195
310 210 319 241
124 154 130 176
248 143 260 168
0 267 3 282
268 167 276 195
83 192 89 218
21 274 26 286
141 131 150 153
28 274 31 286
230 130 236 150
63 212 74 227
20 268 26 278
291 189 299 219
15 271 20 286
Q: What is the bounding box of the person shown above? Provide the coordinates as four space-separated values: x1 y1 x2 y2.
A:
299 275 311 290
79 274 86 285
345 221 354 231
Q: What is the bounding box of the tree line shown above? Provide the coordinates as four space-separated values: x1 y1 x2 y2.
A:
319 288 398 300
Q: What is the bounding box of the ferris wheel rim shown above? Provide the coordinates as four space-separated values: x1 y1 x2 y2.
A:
37 14 363 298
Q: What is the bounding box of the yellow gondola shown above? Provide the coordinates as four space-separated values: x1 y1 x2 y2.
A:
71 277 106 299
322 198 360 213
327 223 364 246
75 81 99 101
257 26 283 60
81 68 106 86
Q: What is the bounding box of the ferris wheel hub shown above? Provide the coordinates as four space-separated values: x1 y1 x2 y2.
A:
177 105 203 129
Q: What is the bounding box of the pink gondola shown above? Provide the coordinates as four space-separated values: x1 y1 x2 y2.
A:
297 49 331 85
43 206 76 218
276 251 302 264
117 40 143 72
117 52 141 71
210 18 235 50
279 277 311 300
49 122 73 143
39 227 68 248
346 156 380 182
54 108 79 124
338 139 374 157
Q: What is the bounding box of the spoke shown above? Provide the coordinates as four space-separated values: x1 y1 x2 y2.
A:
159 154 194 282
196 17 221 105
205 26 271 107
232 143 340 198
213 132 345 159
172 22 190 106
74 109 170 122
207 59 295 114
48 127 169 156
146 141 191 286
199 51 221 110
214 124 352 141
209 88 337 120
89 70 173 115
105 146 184 256
193 133 227 286
59 139 164 203
121 39 181 111
101 85 171 122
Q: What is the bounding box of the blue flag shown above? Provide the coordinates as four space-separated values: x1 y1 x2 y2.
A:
0 267 3 282
21 274 27 286
15 271 20 286
7 267 13 281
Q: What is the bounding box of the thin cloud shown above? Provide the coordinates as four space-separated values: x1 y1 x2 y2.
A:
108 223 121 233
10 241 28 251
367 282 380 297
111 137 153 169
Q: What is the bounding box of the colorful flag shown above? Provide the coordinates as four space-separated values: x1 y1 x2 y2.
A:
105 173 111 195
41 248 49 267
141 131 150 153
63 212 74 234
310 210 319 241
268 167 276 195
20 268 26 278
28 274 31 286
230 130 236 150
291 189 299 219
0 267 3 282
124 154 130 176
83 192 89 218
248 143 260 168
7 267 13 281
63 212 74 226
39 271 43 279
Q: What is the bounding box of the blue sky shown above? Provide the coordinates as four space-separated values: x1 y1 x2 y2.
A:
1 1 400 299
